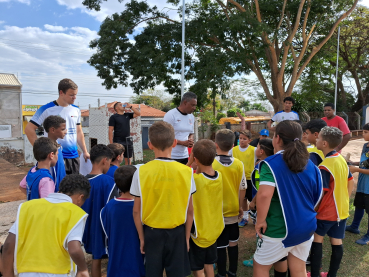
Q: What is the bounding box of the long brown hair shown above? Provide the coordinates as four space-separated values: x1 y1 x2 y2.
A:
275 120 309 173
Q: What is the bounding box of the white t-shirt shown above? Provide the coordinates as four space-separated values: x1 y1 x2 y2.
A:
130 159 197 197
30 101 81 159
163 108 195 159
271 110 299 123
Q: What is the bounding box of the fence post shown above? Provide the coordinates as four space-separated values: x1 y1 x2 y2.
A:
340 112 348 124
354 112 361 130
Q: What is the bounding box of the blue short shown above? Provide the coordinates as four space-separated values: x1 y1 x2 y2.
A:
315 218 347 239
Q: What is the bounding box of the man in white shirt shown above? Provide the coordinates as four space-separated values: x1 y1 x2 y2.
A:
267 96 299 131
163 92 197 164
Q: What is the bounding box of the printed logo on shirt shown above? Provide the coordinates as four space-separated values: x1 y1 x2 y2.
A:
177 119 181 122
189 118 193 125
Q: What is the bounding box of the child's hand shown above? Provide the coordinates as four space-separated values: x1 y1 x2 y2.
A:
186 238 190 252
238 207 243 219
255 220 267 239
249 200 256 210
76 269 89 277
348 165 359 173
140 239 145 254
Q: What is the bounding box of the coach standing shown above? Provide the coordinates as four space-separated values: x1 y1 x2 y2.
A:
164 92 197 164
25 78 89 175
109 102 141 165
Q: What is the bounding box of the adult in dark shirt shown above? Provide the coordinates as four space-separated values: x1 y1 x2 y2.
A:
250 129 269 147
109 102 141 165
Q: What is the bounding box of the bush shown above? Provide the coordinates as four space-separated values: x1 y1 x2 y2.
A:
227 108 244 117
216 112 226 122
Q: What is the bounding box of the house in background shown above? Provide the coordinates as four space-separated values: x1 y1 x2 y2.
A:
0 73 24 164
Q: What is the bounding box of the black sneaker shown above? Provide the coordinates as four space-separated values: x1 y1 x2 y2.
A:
227 271 237 277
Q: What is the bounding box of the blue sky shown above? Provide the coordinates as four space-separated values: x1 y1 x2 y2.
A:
0 0 368 109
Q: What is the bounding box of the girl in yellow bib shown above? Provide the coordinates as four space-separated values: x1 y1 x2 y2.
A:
230 130 257 227
1 174 91 277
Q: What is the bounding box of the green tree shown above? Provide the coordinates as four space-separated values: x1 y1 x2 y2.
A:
130 89 173 112
84 0 358 112
227 108 244 117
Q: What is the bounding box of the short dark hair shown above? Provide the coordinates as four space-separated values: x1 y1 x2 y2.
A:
215 129 235 151
181 91 197 103
259 138 274 157
284 96 295 104
33 137 58 162
58 78 78 94
43 115 66 133
59 174 90 200
363 123 369 131
149 121 175 151
113 102 121 111
114 165 137 193
320 126 343 149
90 144 114 164
324 102 335 110
239 130 251 139
107 143 125 162
304 119 327 134
193 139 216 166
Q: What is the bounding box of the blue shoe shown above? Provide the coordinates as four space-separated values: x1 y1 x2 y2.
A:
238 218 248 227
243 258 253 267
355 234 369 245
346 225 360 234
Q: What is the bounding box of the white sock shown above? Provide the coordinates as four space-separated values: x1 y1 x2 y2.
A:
243 210 249 220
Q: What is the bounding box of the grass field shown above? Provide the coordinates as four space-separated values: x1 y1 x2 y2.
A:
113 149 369 276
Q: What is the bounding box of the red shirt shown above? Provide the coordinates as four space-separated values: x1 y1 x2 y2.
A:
321 116 350 135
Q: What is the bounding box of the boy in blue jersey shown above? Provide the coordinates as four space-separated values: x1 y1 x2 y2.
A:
346 123 369 245
304 119 327 166
82 144 119 277
101 165 145 277
43 115 67 190
106 143 125 178
310 127 354 277
19 137 58 200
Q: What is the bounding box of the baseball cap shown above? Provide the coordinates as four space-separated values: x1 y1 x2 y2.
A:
260 129 269 136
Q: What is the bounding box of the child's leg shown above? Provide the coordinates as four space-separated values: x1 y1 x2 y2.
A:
310 234 324 277
273 257 287 277
91 259 101 277
228 241 238 276
216 225 229 277
286 253 307 277
192 269 205 277
253 260 273 277
327 238 343 277
204 264 214 277
350 208 365 229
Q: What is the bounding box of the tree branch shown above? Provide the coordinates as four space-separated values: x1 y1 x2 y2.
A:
216 0 231 20
227 0 246 12
126 16 180 33
277 0 287 30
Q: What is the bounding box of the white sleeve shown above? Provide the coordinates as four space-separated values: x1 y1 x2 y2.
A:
254 148 257 164
229 148 233 156
130 170 141 197
271 113 278 122
163 110 175 125
295 113 300 120
66 217 86 244
9 222 17 234
77 108 81 124
190 172 196 194
239 166 247 190
191 114 195 133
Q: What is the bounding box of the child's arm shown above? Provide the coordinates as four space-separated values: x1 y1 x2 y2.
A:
19 175 27 195
39 178 56 198
236 112 245 131
255 186 274 238
348 178 354 197
185 196 194 252
238 189 246 218
2 233 16 277
349 165 369 175
68 241 89 277
133 197 145 254
249 194 257 210
186 152 194 167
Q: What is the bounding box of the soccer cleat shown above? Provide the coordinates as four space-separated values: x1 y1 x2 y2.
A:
238 218 248 227
242 258 253 267
355 234 369 245
345 225 360 234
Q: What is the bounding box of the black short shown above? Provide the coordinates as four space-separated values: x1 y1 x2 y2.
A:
122 144 134 158
174 158 189 165
144 224 190 277
64 157 80 175
188 239 217 271
216 223 239 248
245 180 252 202
354 192 369 214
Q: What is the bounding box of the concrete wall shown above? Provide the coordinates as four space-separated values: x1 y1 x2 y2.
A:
0 137 24 165
0 87 22 138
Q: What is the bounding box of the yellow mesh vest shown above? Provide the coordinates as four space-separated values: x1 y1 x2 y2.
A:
16 199 87 274
139 160 192 228
191 172 224 248
320 155 350 220
307 145 325 161
232 145 255 180
213 158 244 217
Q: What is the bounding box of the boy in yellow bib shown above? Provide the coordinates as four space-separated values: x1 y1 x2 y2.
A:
304 119 327 166
2 174 91 277
309 127 354 277
230 130 256 227
187 139 224 277
130 121 196 277
213 129 246 277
